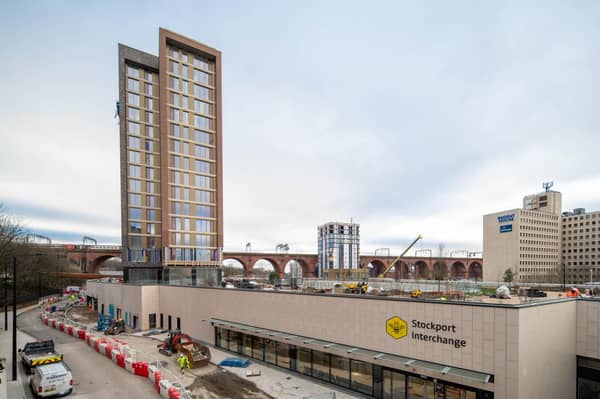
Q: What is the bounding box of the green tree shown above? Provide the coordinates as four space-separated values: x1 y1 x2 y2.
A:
503 268 514 283
268 271 279 284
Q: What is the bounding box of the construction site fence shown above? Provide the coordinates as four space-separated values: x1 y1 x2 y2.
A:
300 278 600 294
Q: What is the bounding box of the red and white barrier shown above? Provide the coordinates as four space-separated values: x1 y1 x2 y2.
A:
38 307 174 398
159 379 172 398
168 387 181 399
111 349 120 363
148 365 159 382
133 361 149 377
125 357 134 373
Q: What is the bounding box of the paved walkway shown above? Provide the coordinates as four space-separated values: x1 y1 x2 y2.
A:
0 304 40 399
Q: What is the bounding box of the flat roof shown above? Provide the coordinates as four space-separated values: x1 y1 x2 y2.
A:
211 318 493 387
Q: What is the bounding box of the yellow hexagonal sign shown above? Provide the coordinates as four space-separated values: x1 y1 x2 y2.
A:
386 316 407 340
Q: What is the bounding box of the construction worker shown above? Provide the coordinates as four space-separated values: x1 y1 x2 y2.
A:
178 353 190 374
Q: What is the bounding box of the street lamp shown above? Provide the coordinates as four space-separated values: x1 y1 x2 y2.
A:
3 260 8 331
11 253 43 381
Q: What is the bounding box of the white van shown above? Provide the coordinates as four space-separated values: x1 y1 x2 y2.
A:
29 361 73 397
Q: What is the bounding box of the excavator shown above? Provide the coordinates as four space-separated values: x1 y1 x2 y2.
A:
343 234 423 294
158 330 194 356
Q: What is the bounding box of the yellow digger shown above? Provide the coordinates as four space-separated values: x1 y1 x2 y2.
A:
344 279 369 294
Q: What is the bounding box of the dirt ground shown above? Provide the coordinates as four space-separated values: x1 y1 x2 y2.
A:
188 370 274 399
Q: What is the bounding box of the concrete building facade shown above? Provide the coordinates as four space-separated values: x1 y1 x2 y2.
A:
318 222 360 277
562 209 600 284
118 28 223 272
483 191 562 282
87 280 600 398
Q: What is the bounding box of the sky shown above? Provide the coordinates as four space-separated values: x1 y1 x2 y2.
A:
1 1 599 256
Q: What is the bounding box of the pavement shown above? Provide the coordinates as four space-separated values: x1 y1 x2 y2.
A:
0 304 40 399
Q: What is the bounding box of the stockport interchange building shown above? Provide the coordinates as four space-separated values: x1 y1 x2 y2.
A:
87 280 600 399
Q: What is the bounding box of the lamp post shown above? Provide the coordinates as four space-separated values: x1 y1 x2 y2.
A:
3 260 8 331
12 256 17 381
12 253 43 381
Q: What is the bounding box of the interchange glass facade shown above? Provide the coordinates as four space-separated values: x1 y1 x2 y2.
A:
215 327 493 399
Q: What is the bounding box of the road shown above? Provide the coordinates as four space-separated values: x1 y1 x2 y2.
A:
15 309 157 398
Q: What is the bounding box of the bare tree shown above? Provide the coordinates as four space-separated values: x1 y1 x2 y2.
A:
0 203 25 260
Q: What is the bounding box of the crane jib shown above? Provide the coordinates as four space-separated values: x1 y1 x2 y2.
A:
377 235 422 278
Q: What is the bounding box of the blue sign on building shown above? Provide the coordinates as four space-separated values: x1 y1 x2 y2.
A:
500 224 513 233
497 214 515 223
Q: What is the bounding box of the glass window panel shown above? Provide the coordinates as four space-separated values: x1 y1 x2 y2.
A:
129 207 142 220
182 80 188 94
351 360 373 395
146 126 154 138
147 195 156 207
330 355 349 388
170 60 179 74
193 56 210 70
128 122 140 134
129 222 142 234
128 93 140 106
297 348 311 376
127 66 139 78
195 190 213 203
129 194 141 206
194 84 210 100
251 336 264 361
217 328 228 349
228 330 240 353
276 342 291 369
146 84 153 96
129 179 141 192
194 130 213 145
264 339 276 365
194 69 210 85
127 78 139 91
407 376 434 399
242 335 252 357
311 351 330 382
128 107 140 121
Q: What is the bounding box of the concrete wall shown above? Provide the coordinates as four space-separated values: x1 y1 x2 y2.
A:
577 299 600 358
483 209 520 281
87 281 590 399
517 301 577 399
